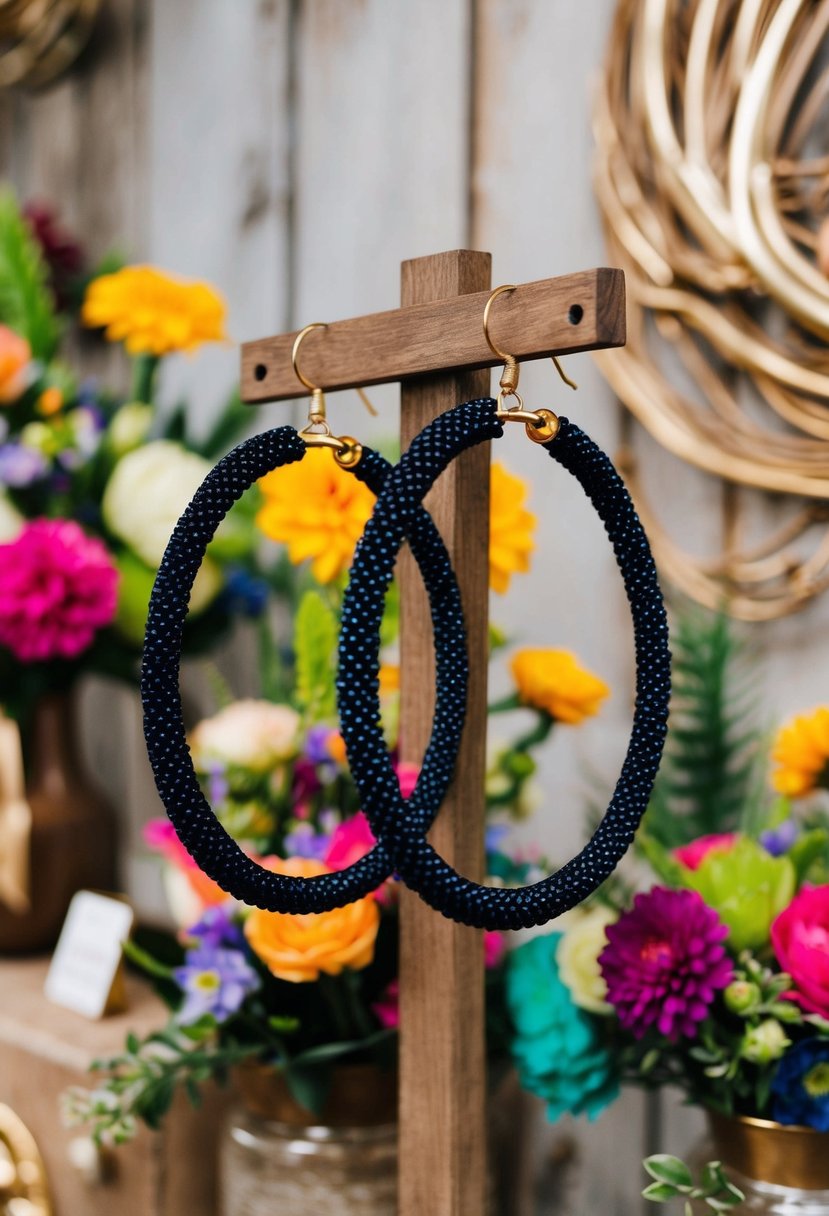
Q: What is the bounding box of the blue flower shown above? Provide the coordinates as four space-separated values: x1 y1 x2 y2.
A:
173 945 259 1025
506 933 618 1122
283 821 331 861
760 818 799 857
220 567 269 618
185 905 243 951
772 1039 829 1131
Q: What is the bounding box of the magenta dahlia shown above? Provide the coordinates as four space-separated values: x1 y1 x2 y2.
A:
599 887 733 1041
0 519 118 662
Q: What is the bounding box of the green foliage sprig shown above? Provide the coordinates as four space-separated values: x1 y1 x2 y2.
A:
645 608 764 848
0 190 59 360
643 1155 744 1216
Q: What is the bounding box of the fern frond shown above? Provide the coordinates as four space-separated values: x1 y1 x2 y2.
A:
644 605 765 848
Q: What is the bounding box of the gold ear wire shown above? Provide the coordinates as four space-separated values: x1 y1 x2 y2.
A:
482 286 560 444
292 323 362 468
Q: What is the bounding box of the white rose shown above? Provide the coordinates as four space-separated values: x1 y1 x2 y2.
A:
108 402 153 456
189 700 300 772
0 493 22 542
557 904 617 1015
102 440 213 567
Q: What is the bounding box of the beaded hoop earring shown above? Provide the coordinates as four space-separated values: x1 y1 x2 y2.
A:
338 397 671 931
141 426 469 914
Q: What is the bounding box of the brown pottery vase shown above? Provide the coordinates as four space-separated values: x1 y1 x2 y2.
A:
0 690 117 953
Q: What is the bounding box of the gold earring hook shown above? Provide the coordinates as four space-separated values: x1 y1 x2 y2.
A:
483 286 561 444
292 322 362 468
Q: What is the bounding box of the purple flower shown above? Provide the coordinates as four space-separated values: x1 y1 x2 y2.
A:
305 725 339 770
206 763 229 806
283 822 331 861
0 443 47 487
173 945 259 1025
292 758 322 802
185 905 243 951
761 818 799 857
485 823 511 854
599 887 733 1042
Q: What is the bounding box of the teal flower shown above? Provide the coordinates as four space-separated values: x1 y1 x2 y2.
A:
506 934 618 1122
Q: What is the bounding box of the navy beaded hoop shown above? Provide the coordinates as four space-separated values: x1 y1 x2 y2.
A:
141 427 469 913
338 397 671 930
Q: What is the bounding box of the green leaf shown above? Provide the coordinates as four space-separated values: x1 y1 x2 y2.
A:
180 1014 218 1042
642 1182 680 1203
644 1156 694 1188
283 1064 331 1117
268 1015 300 1035
0 190 60 359
293 589 338 719
637 832 686 885
122 938 174 980
788 828 829 883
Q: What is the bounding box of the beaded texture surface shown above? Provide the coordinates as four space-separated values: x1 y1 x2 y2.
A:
338 398 671 930
141 428 468 913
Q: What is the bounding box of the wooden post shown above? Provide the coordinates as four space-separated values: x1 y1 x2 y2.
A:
398 250 492 1216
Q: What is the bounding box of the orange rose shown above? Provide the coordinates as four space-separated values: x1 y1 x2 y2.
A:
0 326 30 404
244 857 380 983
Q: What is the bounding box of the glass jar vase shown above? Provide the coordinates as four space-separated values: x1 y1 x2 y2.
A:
219 1064 397 1216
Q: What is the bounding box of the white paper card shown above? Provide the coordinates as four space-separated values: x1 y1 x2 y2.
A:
45 890 134 1019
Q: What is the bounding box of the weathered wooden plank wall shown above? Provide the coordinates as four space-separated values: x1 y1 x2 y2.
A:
16 0 829 1208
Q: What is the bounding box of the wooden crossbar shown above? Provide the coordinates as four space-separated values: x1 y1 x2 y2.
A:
239 267 625 403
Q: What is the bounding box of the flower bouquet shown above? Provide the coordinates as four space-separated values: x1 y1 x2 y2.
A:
0 191 269 724
0 191 277 950
64 448 612 1144
502 611 829 1212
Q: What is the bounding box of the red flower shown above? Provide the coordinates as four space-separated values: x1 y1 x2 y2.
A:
772 886 829 1016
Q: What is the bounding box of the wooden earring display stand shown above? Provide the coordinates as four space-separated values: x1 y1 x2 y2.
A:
241 251 626 1216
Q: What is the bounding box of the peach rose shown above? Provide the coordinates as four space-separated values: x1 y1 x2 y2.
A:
244 857 380 983
0 326 30 404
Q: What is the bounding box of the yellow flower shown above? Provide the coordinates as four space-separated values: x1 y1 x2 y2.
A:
0 325 30 403
489 462 536 594
510 648 609 724
557 905 617 1014
36 386 63 416
256 448 375 584
379 663 400 696
82 266 227 356
244 857 380 984
772 707 829 797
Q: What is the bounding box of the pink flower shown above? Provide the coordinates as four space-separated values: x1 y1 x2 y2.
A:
372 979 399 1029
0 519 118 661
674 833 738 871
143 818 227 909
772 886 829 1016
600 887 733 1041
485 930 506 969
396 762 419 800
324 811 376 871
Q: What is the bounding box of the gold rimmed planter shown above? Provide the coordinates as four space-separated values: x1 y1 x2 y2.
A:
704 1110 829 1214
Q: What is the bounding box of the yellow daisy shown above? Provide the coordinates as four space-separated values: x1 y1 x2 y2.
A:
771 707 829 797
511 648 609 724
489 462 536 594
256 447 375 584
82 266 227 356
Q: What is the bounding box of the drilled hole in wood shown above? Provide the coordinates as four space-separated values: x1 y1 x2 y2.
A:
568 304 584 325
254 363 267 381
